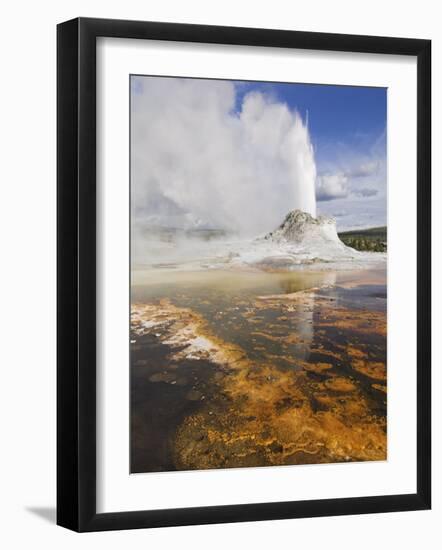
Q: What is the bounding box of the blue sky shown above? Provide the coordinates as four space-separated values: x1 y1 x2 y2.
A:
234 80 387 229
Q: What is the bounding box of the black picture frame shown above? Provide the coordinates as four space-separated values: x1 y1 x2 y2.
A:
57 17 431 532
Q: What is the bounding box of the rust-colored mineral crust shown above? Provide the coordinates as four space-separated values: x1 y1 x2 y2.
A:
132 281 387 471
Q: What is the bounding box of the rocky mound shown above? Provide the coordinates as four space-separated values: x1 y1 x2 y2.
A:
264 209 341 246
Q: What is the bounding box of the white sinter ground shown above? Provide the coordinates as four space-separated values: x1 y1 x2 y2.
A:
134 209 386 273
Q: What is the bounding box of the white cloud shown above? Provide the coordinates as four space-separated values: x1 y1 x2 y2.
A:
316 173 349 201
346 161 379 178
356 187 378 197
131 77 316 238
315 147 385 222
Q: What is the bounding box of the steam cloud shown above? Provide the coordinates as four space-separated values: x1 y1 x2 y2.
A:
131 77 317 238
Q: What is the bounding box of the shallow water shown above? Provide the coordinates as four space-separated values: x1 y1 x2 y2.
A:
131 267 387 473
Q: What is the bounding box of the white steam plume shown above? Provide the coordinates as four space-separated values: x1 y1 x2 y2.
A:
131 77 317 238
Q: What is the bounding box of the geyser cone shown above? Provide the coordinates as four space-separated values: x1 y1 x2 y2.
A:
265 209 341 245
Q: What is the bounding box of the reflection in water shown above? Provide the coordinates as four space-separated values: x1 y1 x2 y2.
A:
131 268 386 473
277 270 337 294
275 272 337 362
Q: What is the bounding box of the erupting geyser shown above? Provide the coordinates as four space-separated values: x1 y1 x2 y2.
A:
282 113 317 219
132 78 318 237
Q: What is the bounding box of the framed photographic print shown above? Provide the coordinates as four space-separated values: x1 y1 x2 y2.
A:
57 17 431 531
